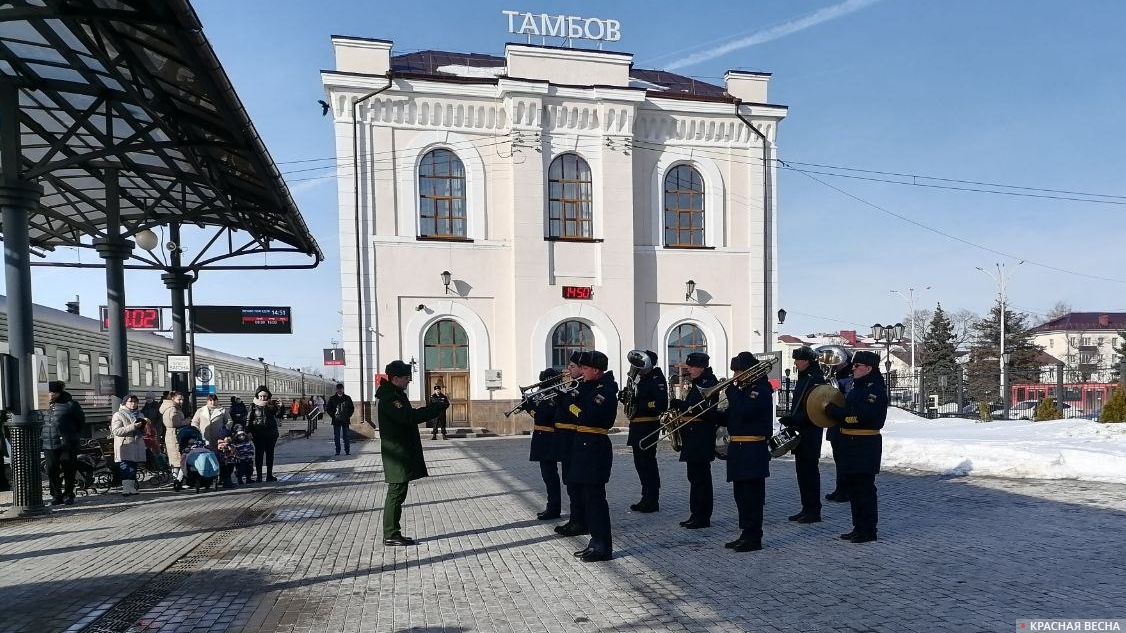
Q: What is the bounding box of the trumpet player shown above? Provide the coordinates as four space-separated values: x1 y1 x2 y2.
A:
822 350 886 543
568 351 618 562
528 368 562 520
720 352 774 553
619 350 667 513
778 346 827 524
553 353 587 538
671 352 719 530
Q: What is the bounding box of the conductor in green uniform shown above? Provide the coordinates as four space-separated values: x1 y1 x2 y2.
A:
375 359 449 546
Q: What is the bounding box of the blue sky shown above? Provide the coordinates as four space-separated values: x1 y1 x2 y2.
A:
9 0 1126 372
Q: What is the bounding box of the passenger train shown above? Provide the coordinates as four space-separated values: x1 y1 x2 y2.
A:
0 295 335 436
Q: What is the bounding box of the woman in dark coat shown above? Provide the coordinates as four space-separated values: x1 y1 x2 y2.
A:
375 360 448 546
824 350 887 543
246 386 280 482
720 352 774 552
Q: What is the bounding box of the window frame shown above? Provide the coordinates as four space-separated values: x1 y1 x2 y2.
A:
56 348 71 382
550 320 594 370
546 153 594 240
666 322 707 380
663 164 706 248
424 319 470 370
77 351 92 384
417 148 469 240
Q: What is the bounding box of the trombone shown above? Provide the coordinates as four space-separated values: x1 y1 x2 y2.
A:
639 357 778 451
503 374 581 417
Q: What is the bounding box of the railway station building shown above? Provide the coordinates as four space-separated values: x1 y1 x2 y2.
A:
321 33 787 427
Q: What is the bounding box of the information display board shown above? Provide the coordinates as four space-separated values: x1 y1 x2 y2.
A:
192 306 292 334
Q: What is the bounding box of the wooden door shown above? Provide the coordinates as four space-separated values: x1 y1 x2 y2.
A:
426 371 469 424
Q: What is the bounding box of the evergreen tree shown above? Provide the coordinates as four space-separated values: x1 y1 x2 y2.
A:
1100 387 1126 423
1034 395 1064 421
965 301 1044 406
920 303 959 405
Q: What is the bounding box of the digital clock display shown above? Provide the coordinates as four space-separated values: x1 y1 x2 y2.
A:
561 286 594 300
99 306 163 332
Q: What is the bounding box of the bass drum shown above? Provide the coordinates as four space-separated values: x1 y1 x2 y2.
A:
714 426 730 460
769 427 801 458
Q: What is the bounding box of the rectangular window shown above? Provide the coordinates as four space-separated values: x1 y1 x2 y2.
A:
78 352 92 383
98 355 110 375
144 361 154 387
157 363 166 387
56 349 70 382
131 359 140 386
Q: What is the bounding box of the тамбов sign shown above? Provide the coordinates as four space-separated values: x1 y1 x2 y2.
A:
503 10 621 43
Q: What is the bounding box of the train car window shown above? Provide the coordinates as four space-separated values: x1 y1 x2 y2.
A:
78 352 92 383
56 348 71 382
34 345 45 356
98 355 110 375
157 362 166 387
144 361 154 387
131 359 140 387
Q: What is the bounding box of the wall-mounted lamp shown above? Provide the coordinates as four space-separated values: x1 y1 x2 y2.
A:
409 356 418 375
777 308 787 325
441 270 452 294
685 279 696 302
415 304 427 312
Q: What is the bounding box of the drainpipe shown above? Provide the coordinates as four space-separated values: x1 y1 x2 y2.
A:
735 100 776 353
351 75 393 424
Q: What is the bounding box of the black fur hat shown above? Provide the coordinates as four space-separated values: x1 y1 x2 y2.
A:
385 360 412 377
539 367 560 382
579 351 609 371
852 350 881 368
792 346 818 362
730 352 758 372
685 352 710 368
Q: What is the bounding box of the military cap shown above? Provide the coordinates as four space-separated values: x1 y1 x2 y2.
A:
792 346 818 362
385 360 412 377
730 351 759 372
685 352 710 368
539 367 560 382
852 350 881 367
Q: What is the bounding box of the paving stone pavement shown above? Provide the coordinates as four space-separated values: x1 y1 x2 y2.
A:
1 428 1123 633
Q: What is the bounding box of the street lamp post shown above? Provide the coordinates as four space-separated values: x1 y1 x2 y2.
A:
1002 351 1012 419
892 286 930 413
977 262 1023 415
871 323 906 402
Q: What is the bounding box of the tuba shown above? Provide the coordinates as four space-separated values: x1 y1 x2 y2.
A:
621 349 652 419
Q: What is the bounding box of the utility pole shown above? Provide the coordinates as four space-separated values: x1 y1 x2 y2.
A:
892 287 930 413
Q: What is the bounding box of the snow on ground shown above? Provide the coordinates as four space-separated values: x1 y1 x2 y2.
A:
842 408 1126 484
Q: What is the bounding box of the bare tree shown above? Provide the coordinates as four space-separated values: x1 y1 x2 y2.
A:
1036 301 1072 326
950 309 979 349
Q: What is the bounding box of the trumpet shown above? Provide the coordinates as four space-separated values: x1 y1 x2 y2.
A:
639 357 778 451
503 374 581 417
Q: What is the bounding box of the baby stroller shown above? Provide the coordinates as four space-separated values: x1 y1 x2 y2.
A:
174 426 219 492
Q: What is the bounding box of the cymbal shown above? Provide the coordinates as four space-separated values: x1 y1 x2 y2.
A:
806 385 845 428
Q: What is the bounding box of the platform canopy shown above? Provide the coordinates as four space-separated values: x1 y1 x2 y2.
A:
0 0 322 267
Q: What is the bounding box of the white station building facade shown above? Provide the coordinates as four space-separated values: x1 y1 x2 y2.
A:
321 28 787 428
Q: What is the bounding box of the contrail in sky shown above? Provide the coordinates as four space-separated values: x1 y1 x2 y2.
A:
664 0 885 71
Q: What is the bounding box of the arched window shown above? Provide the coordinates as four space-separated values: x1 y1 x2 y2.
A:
664 165 705 247
547 153 593 239
424 319 469 370
666 323 707 383
551 320 594 369
418 149 467 239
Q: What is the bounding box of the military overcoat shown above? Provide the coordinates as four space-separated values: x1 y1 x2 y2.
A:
624 367 668 448
721 377 774 482
375 380 446 484
566 371 618 485
825 371 887 475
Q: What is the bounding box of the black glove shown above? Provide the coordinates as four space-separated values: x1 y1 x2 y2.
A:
617 389 628 403
825 403 845 421
437 398 451 411
779 415 796 428
669 398 684 411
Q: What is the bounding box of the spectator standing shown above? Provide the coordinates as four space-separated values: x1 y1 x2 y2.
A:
192 395 233 487
247 386 279 482
326 383 355 456
110 394 147 497
428 385 450 440
42 381 84 505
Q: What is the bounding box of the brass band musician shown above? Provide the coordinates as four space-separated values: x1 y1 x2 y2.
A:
527 367 561 520
552 353 587 537
719 352 773 552
619 350 667 513
778 346 827 524
567 351 617 562
670 352 719 529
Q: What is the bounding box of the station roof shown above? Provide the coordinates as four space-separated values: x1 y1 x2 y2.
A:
0 0 322 264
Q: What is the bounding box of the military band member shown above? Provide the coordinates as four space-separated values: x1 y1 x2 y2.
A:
823 350 887 543
620 349 667 513
779 346 827 524
670 352 719 529
825 361 855 503
720 352 773 552
552 353 587 537
567 350 617 562
528 367 562 520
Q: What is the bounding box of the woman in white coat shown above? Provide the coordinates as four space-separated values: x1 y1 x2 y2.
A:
111 394 148 497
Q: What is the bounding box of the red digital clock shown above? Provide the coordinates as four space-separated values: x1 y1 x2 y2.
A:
99 306 163 332
561 286 594 300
